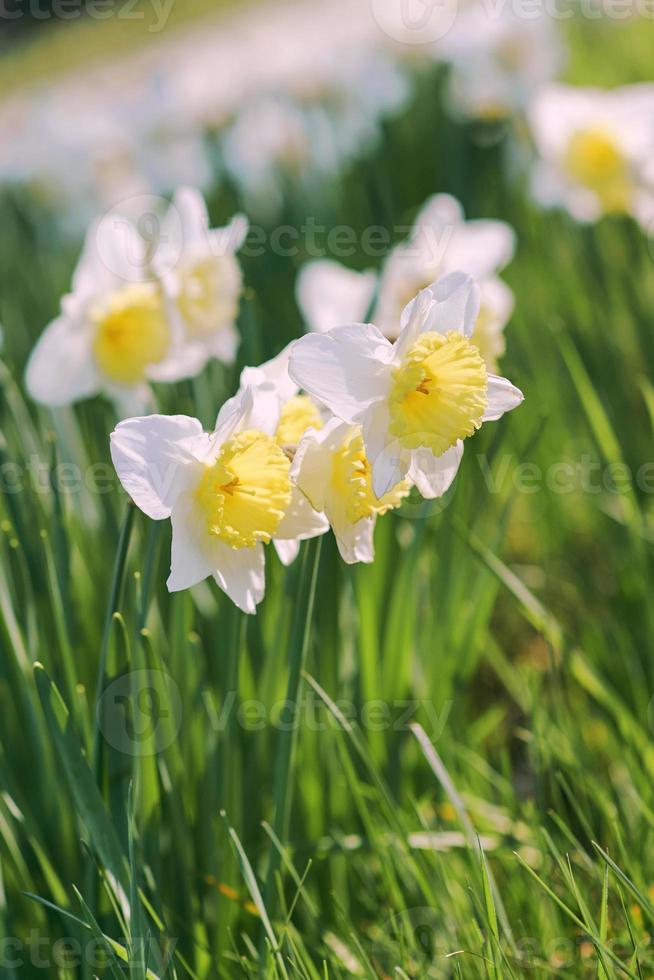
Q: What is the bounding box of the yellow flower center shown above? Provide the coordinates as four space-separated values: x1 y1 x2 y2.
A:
390 331 488 455
331 430 409 523
276 396 323 447
91 284 171 384
563 128 631 212
177 256 242 336
196 429 292 549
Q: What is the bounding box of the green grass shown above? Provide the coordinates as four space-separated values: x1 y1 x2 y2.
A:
1 16 654 980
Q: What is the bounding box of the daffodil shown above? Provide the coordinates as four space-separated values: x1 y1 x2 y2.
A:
240 343 407 564
239 344 330 565
289 272 523 499
292 418 409 563
25 215 207 416
296 259 377 334
110 386 327 613
155 187 248 363
374 194 515 370
437 8 563 122
528 83 654 226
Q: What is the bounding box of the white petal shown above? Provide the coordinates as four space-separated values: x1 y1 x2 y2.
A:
289 324 393 423
529 84 600 160
213 542 266 614
167 489 220 591
395 287 436 355
426 272 481 339
371 442 410 499
291 417 348 514
444 221 516 278
479 277 514 326
412 193 464 234
146 341 208 383
409 443 463 499
207 323 240 364
175 186 210 247
394 272 480 360
333 516 376 565
240 343 298 405
213 384 281 444
296 260 377 333
275 486 329 542
484 375 524 421
209 214 249 256
110 414 204 519
107 383 153 420
273 539 300 566
361 400 393 467
168 489 266 613
25 314 99 407
74 215 147 292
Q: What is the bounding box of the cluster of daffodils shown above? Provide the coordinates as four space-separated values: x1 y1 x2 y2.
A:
110 272 522 613
222 50 410 219
0 5 410 229
297 194 516 373
26 188 247 416
437 7 564 124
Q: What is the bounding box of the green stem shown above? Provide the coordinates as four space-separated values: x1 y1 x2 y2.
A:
137 520 161 633
91 502 136 778
82 501 135 961
259 537 322 966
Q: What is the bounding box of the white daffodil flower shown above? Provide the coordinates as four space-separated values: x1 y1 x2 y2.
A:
110 386 327 614
155 186 248 364
295 259 377 334
374 194 515 369
528 83 654 227
289 272 523 500
292 417 409 564
25 216 207 416
241 343 405 565
438 8 563 122
239 344 330 566
222 96 315 219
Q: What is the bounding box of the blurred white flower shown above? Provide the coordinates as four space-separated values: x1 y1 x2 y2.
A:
374 194 515 369
292 418 409 564
296 260 377 333
155 187 248 364
25 215 206 416
528 83 654 227
438 7 564 121
222 96 317 217
110 386 327 613
473 277 515 375
310 48 410 161
222 51 409 219
289 272 523 499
